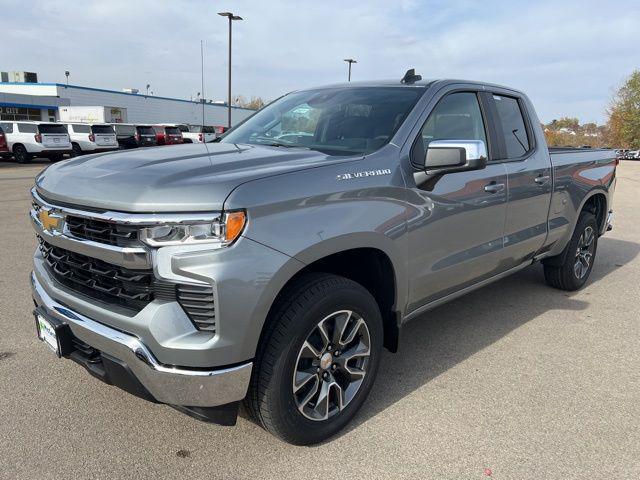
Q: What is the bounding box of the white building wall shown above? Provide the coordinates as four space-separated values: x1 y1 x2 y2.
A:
0 83 254 126
53 85 252 125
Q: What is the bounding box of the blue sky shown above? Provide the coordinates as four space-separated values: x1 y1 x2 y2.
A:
2 0 639 123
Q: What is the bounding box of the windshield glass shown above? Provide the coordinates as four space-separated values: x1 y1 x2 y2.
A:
115 125 136 136
188 125 203 133
92 125 115 134
137 126 155 136
221 87 423 155
39 124 68 134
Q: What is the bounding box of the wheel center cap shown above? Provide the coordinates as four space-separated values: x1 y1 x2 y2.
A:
320 352 333 370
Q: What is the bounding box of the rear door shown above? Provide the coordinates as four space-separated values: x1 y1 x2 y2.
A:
38 123 71 149
405 89 508 311
91 125 118 147
137 126 156 146
488 92 552 267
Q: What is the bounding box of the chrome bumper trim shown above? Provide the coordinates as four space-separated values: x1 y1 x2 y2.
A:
606 210 614 232
30 211 151 269
31 272 252 407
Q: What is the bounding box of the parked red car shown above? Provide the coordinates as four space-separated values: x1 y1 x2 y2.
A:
0 125 9 157
153 125 183 145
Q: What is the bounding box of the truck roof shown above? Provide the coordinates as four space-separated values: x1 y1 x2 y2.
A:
297 78 526 96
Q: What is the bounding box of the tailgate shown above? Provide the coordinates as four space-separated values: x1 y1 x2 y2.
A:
41 134 70 148
92 125 118 147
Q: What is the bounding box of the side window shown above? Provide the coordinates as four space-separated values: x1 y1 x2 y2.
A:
420 92 487 150
492 95 530 158
73 124 90 133
0 122 13 133
18 123 37 133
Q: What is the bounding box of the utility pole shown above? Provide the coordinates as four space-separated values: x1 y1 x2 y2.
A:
343 59 357 82
64 71 70 85
201 39 205 126
218 12 243 129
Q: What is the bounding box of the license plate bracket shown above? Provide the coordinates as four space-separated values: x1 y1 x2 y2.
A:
34 310 74 357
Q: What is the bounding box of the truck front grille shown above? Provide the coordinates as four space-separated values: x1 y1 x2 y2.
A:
66 216 139 246
39 239 154 311
38 238 217 333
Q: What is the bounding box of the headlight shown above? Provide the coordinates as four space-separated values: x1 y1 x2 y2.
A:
139 211 246 247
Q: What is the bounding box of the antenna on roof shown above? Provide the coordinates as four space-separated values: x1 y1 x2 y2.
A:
401 68 422 84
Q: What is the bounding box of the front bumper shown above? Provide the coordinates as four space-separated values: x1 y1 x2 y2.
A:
31 272 252 408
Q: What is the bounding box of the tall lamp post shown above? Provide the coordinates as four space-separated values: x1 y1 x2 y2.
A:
218 11 242 129
343 58 357 82
64 71 70 85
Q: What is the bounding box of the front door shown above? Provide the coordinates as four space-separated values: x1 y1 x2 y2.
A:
404 91 508 313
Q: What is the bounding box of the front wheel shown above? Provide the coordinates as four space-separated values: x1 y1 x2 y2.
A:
544 211 598 291
245 273 383 445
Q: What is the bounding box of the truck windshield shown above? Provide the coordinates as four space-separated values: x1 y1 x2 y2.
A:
220 87 423 155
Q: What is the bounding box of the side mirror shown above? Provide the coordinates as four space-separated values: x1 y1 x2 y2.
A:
423 139 488 174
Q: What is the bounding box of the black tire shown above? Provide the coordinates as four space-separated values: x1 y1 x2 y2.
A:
245 273 383 445
13 145 32 164
47 153 64 162
70 143 83 157
544 211 598 291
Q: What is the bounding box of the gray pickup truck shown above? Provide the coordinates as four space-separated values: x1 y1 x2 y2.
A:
30 73 616 445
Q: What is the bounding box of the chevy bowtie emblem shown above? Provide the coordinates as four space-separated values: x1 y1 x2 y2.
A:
38 209 63 232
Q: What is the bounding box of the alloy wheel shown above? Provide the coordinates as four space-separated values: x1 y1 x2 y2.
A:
292 310 371 421
574 225 595 279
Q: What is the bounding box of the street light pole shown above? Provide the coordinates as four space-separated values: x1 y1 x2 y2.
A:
64 71 70 86
343 59 357 82
218 12 243 129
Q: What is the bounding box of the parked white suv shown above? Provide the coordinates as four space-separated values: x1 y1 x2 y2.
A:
182 125 217 143
0 121 71 163
64 123 118 156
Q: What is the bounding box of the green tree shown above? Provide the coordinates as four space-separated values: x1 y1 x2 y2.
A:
606 70 640 149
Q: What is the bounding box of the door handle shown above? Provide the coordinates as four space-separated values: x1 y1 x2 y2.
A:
484 182 505 194
534 175 550 185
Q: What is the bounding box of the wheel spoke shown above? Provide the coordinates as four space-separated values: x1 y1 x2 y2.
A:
313 381 331 420
296 376 320 412
294 369 317 393
332 310 352 345
299 340 322 360
340 318 365 347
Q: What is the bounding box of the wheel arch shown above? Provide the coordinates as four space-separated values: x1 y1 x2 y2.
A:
253 239 404 358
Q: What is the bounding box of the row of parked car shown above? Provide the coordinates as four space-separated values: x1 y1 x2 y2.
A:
616 149 640 160
0 121 227 163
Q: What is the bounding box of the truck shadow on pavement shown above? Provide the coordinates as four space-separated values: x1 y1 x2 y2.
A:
331 236 640 441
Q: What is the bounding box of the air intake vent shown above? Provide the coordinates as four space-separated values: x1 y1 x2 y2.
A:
176 284 216 333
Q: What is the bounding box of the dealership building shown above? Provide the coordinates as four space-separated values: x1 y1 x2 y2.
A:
0 77 254 126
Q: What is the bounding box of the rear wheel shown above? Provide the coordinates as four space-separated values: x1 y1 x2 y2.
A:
544 212 598 291
13 145 32 164
70 143 83 157
245 273 383 445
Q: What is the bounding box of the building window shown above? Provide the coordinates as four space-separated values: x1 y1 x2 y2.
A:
0 106 43 121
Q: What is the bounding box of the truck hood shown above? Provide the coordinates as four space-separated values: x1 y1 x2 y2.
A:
35 143 356 212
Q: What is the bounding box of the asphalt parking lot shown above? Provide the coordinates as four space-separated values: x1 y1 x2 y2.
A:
0 159 638 479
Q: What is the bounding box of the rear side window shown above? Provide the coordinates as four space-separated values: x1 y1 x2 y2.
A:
492 95 530 159
176 125 189 132
0 123 13 133
165 127 181 135
72 124 91 133
91 125 115 134
189 125 203 133
202 126 215 134
17 123 37 133
39 124 68 134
